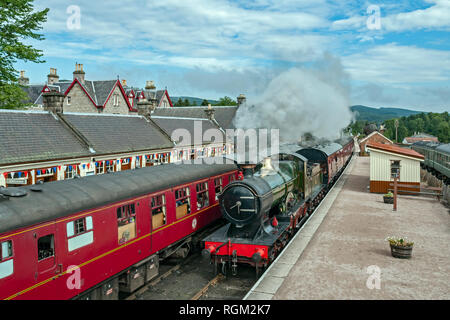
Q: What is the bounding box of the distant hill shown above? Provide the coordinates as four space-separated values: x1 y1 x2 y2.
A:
171 96 219 106
350 105 424 123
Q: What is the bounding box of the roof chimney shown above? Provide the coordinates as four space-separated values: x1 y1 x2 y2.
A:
122 79 127 87
137 98 154 119
42 90 65 114
237 94 246 107
145 80 156 90
18 70 29 86
204 104 215 120
47 68 60 85
73 63 85 84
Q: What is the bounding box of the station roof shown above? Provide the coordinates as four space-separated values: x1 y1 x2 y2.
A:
367 142 424 160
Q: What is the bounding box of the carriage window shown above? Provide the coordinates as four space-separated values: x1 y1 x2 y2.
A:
66 216 94 251
1 241 13 260
175 187 190 219
0 241 13 279
151 194 166 229
196 182 209 210
214 178 223 200
117 204 136 244
38 235 54 261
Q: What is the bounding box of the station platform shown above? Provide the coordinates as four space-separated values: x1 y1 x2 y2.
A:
244 155 450 300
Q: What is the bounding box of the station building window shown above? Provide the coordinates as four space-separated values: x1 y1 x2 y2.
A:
196 182 209 210
151 194 166 229
65 165 78 179
117 204 136 244
95 161 105 175
38 234 54 261
175 187 190 219
0 240 13 279
105 160 115 173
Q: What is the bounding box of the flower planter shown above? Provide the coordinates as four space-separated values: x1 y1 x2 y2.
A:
383 196 394 204
390 244 413 259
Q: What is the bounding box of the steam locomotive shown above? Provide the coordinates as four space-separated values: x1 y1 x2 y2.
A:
202 138 354 276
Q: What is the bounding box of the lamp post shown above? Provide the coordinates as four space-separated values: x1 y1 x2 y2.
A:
391 161 401 211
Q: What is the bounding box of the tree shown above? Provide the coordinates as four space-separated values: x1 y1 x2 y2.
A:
215 96 237 106
0 0 49 109
201 99 210 106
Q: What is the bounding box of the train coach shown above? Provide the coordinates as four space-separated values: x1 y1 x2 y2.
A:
202 137 354 276
0 161 238 300
412 141 450 185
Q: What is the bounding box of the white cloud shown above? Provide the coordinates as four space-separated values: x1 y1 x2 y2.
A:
343 43 450 84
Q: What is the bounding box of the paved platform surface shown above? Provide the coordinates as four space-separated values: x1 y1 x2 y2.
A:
245 155 450 300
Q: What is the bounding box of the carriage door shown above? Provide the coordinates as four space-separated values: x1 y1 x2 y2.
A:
34 224 59 282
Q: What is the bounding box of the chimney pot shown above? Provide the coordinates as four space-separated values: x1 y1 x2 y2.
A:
137 98 154 119
73 63 86 84
145 80 156 90
18 70 29 86
47 68 59 85
122 79 127 87
237 94 246 107
204 105 215 120
42 91 65 114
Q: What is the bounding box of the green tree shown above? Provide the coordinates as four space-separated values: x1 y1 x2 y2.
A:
201 99 210 106
183 98 190 106
215 96 237 106
0 0 49 109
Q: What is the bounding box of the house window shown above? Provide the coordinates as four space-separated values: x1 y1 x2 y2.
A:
67 96 71 105
196 182 209 210
214 178 223 201
175 187 190 219
0 240 13 279
66 216 94 251
151 194 166 229
65 165 78 179
117 204 136 244
38 234 54 261
113 93 119 107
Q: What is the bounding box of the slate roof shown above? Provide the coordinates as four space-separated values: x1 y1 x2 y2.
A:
152 106 238 129
152 116 225 147
0 110 91 165
80 80 118 106
125 89 172 111
62 113 174 154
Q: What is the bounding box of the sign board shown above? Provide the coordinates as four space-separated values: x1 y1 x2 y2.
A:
6 178 28 185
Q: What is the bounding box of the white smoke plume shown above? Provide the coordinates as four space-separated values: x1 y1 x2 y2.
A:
233 55 354 144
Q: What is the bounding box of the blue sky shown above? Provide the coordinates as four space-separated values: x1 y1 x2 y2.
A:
15 0 450 112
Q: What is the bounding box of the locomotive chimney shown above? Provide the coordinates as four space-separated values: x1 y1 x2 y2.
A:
241 164 256 178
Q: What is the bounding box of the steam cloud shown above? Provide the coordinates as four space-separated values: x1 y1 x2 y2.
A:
233 56 354 144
